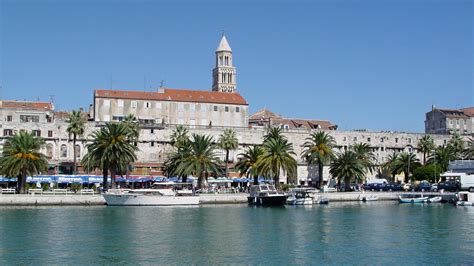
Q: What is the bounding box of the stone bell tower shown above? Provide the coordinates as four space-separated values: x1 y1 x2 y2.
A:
212 34 237 93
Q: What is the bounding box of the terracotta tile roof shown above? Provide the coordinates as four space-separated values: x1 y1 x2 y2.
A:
95 88 248 105
460 107 474 117
272 118 337 130
0 100 53 111
437 108 470 118
248 108 282 120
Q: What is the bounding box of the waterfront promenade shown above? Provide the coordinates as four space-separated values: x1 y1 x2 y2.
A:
0 191 457 206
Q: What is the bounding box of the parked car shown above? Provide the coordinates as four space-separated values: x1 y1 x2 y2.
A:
437 181 460 192
416 181 432 192
403 183 414 191
383 183 404 192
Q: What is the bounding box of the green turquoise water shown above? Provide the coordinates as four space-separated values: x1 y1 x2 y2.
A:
0 202 473 264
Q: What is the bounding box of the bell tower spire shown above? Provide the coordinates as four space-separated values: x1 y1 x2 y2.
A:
212 33 237 93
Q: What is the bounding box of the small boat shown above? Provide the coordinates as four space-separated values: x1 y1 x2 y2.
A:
286 188 316 205
315 196 329 204
427 196 442 203
457 192 474 206
248 185 287 206
103 182 200 206
398 195 428 203
359 195 378 202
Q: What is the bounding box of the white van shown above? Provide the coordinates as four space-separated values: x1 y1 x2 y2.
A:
441 172 474 192
366 178 388 185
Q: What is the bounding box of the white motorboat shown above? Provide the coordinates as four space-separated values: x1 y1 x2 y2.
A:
103 182 199 206
315 196 329 204
286 188 316 205
426 196 442 203
248 185 287 206
398 195 429 203
359 195 378 202
457 192 474 206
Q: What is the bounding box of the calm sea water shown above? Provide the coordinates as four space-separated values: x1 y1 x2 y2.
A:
0 202 473 265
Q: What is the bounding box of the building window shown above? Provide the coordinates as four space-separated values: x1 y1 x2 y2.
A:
367 137 371 142
103 100 110 106
408 138 412 143
134 142 138 147
75 145 81 158
20 115 40 123
190 104 195 112
145 102 151 109
381 147 385 151
380 138 384 143
60 144 67 158
150 141 155 147
3 129 13 136
46 144 53 158
117 100 124 108
225 106 229 112
343 137 346 141
395 138 398 143
6 115 12 122
214 106 218 111
48 130 53 137
32 130 41 137
113 116 124 121
178 103 184 111
353 137 357 141
236 107 240 112
131 101 137 109
151 129 154 134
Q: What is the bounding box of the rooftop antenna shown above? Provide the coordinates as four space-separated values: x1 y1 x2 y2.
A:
110 76 113 90
160 80 165 89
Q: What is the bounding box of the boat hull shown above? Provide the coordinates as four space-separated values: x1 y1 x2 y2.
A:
457 201 474 206
248 195 287 206
398 197 428 203
103 194 200 206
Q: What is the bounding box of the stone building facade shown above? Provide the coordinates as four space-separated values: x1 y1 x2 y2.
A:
249 108 337 130
425 107 474 135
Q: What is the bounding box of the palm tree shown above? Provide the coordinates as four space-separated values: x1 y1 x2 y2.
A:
263 127 287 143
428 145 455 172
464 138 474 160
351 143 376 180
66 110 86 174
235 145 264 185
257 138 297 186
392 152 421 183
448 133 465 159
301 131 335 188
0 131 48 194
381 152 399 182
176 134 222 189
329 150 366 191
417 135 435 165
219 128 238 178
82 123 138 190
122 114 139 141
170 125 190 148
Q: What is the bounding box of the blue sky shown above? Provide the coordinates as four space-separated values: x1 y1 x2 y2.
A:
1 0 472 132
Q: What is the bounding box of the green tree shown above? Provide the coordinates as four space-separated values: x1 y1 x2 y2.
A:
301 131 335 188
263 127 287 143
380 152 399 182
122 114 139 141
176 134 222 189
329 150 366 191
412 164 442 183
417 135 435 165
164 125 191 182
392 152 421 183
464 138 474 160
235 145 264 185
170 125 190 148
66 110 86 174
219 128 239 178
427 145 455 172
351 143 376 182
0 132 48 194
257 138 297 187
82 123 138 190
447 133 465 159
